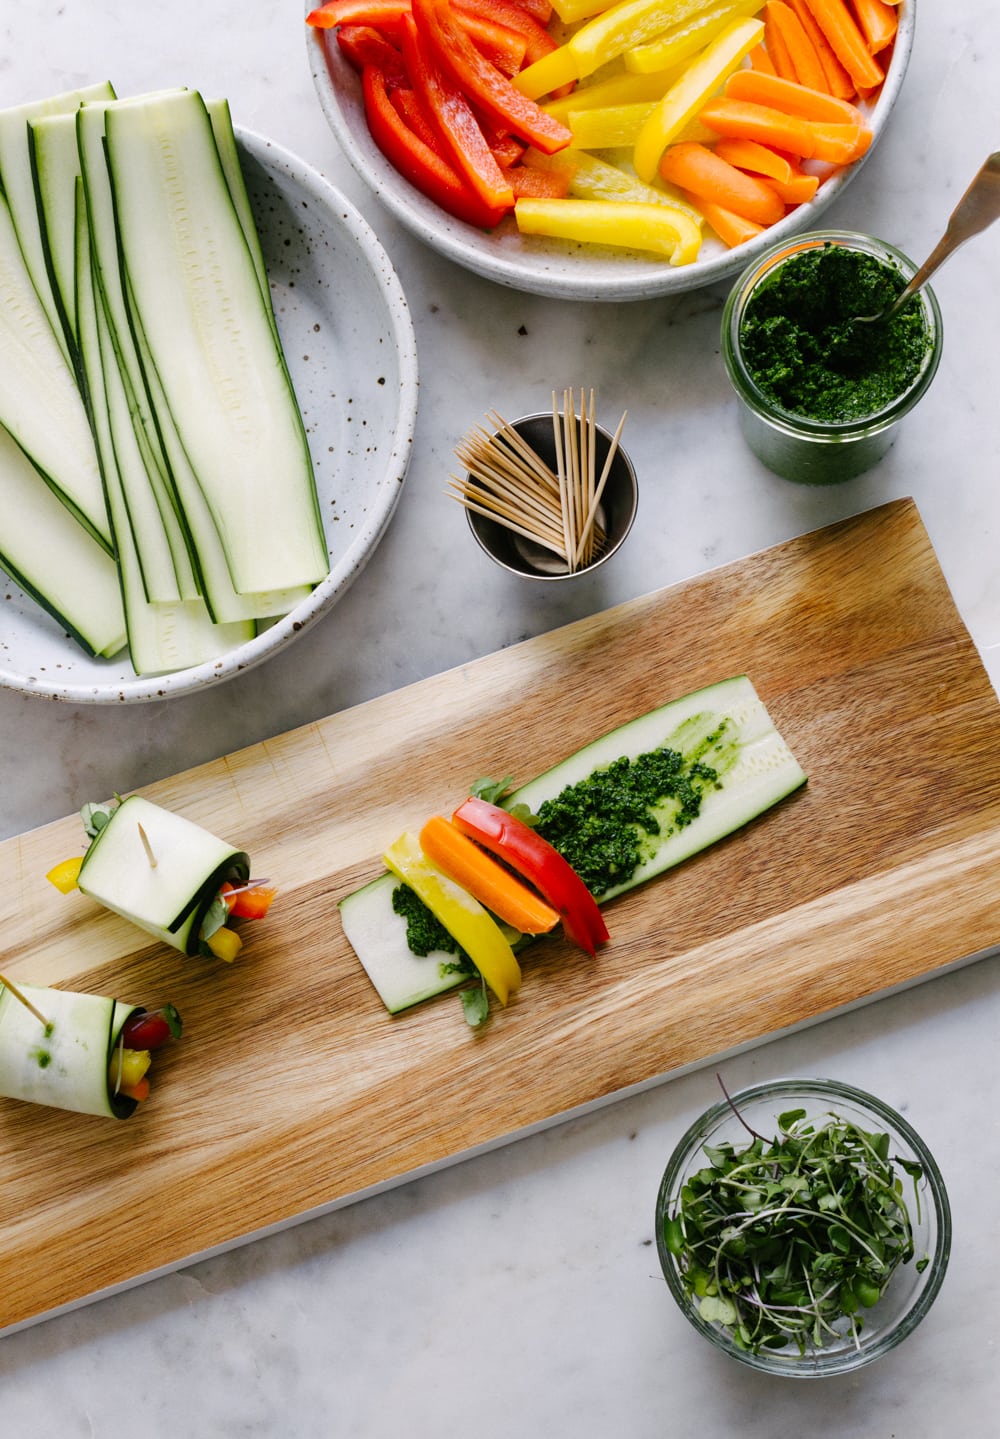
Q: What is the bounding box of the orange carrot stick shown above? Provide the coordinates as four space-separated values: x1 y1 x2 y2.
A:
748 42 777 74
698 97 818 159
680 190 765 247
762 7 797 79
805 116 872 163
419 816 560 935
851 0 897 53
764 167 820 202
659 141 786 225
787 0 856 96
713 135 795 183
765 1 827 92
725 67 866 124
802 0 883 88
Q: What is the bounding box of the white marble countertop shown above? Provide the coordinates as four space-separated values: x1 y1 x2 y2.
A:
2 0 1000 1432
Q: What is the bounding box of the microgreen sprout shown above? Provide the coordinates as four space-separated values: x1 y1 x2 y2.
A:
665 1085 927 1356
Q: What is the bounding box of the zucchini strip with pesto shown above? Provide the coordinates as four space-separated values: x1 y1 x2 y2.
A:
340 675 806 1018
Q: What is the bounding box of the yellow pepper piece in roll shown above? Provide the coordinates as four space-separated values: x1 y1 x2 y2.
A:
384 832 522 1006
633 14 763 181
46 855 84 893
204 926 243 963
515 196 703 264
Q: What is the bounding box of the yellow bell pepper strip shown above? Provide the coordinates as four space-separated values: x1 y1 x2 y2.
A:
633 13 763 181
567 101 657 148
542 67 683 122
623 0 763 73
514 195 702 263
384 831 522 1004
517 0 753 99
418 815 560 935
525 147 703 223
46 855 84 893
411 0 573 154
548 0 616 21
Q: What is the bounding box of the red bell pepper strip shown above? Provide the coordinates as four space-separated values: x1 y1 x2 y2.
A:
314 0 528 75
504 0 552 23
411 0 572 154
391 85 442 152
452 796 609 955
454 0 557 67
459 12 528 76
362 64 509 228
399 13 514 211
220 880 278 921
308 0 409 27
336 23 407 78
121 1004 183 1051
491 132 525 167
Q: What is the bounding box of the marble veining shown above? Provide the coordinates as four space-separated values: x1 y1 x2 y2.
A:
1 1 999 1433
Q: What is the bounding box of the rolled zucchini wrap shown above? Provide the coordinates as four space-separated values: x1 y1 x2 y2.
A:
0 982 142 1119
76 794 250 956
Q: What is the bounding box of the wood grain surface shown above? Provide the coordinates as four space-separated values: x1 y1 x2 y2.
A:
3 496 1000 1334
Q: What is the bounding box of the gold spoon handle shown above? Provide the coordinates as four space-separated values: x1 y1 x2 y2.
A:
881 151 1000 322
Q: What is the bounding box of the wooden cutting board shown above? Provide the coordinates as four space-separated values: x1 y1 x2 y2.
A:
3 496 1000 1335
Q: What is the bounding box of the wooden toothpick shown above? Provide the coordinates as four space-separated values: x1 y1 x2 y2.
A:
0 972 51 1029
449 398 610 568
137 822 158 869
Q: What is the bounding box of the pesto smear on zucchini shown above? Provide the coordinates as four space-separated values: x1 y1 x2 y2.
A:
532 712 734 896
393 709 739 952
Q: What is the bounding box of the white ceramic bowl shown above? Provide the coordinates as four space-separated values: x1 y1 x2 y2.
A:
0 127 419 704
307 1 914 302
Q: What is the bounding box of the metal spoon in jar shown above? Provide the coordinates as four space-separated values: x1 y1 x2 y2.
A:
852 151 1000 325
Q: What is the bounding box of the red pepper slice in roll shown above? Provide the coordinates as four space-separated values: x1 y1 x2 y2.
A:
452 796 609 955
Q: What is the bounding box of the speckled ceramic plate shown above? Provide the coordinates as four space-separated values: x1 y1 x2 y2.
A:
0 127 418 704
307 0 914 302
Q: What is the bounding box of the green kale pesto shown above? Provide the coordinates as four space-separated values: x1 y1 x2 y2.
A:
533 716 733 897
393 710 739 956
739 243 931 424
391 881 461 958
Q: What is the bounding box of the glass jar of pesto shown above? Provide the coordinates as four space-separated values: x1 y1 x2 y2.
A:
721 231 943 485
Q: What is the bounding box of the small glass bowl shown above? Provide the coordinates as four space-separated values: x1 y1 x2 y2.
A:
655 1078 951 1377
721 231 943 484
465 413 638 580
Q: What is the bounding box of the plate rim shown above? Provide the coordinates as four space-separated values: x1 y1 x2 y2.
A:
0 124 420 705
